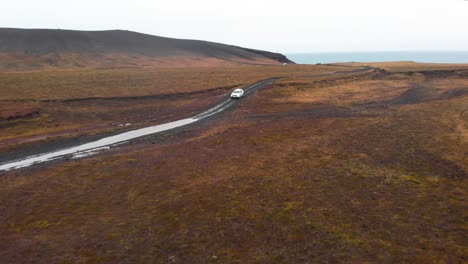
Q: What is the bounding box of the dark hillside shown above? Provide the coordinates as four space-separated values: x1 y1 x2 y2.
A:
0 28 294 70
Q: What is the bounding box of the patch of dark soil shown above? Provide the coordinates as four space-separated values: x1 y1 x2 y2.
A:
389 83 430 105
0 118 33 130
381 150 467 179
413 150 467 178
245 105 379 120
356 82 467 110
417 70 468 79
275 82 309 88
440 88 468 99
0 111 40 121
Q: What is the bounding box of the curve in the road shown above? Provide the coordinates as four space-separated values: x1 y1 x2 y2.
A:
0 78 277 171
0 66 372 172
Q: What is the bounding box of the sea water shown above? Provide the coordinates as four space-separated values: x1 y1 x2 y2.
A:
287 51 468 64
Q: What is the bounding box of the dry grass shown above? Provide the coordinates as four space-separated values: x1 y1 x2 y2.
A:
0 64 351 152
0 65 467 262
0 65 349 100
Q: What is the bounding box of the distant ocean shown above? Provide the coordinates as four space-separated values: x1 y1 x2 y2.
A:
287 51 468 64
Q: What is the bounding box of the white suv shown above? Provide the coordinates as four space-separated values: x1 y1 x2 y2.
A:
230 88 244 99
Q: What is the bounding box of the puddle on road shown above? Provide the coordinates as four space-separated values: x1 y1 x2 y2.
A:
71 146 111 159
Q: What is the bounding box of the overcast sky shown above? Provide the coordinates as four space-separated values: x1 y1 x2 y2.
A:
2 0 467 53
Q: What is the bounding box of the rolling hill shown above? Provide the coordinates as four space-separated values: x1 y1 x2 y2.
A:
0 28 294 70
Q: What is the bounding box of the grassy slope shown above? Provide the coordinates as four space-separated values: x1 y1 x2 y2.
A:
0 65 467 262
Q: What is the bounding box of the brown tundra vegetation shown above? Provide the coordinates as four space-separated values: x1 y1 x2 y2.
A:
0 62 467 263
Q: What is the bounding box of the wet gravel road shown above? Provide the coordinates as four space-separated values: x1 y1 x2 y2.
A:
0 78 278 171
